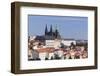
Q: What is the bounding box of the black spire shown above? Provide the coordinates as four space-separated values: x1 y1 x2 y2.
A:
50 25 53 34
55 29 58 38
55 25 61 39
45 24 48 35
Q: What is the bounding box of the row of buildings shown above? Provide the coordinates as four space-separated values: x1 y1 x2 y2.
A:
28 25 88 60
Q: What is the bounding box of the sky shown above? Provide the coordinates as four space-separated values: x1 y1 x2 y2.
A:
28 15 88 40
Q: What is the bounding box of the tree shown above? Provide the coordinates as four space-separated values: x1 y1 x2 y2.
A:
60 43 65 48
70 42 75 49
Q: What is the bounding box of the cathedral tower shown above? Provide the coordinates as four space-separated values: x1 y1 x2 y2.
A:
45 24 48 35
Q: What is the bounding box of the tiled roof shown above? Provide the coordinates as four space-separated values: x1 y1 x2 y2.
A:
36 47 55 53
36 48 67 53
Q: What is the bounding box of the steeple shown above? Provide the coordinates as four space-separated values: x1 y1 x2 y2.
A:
48 25 53 39
45 24 48 35
50 25 53 35
55 25 61 39
55 25 58 38
44 24 61 40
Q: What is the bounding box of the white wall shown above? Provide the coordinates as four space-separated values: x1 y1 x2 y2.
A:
62 40 76 46
45 40 55 47
0 0 100 76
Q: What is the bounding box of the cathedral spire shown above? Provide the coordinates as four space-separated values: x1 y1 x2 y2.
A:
55 25 61 39
45 24 48 35
55 25 58 38
50 25 53 34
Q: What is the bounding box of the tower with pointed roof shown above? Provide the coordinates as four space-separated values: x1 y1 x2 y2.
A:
50 25 53 36
54 25 61 39
44 24 61 40
45 24 48 35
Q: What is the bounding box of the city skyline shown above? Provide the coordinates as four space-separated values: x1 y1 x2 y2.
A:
28 15 88 40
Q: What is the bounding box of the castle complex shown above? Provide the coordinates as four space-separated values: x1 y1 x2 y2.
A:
28 24 88 60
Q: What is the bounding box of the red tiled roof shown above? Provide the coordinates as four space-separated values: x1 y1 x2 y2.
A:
36 47 55 53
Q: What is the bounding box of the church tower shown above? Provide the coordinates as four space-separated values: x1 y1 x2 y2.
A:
50 25 53 36
44 24 61 40
45 24 48 35
55 25 61 39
